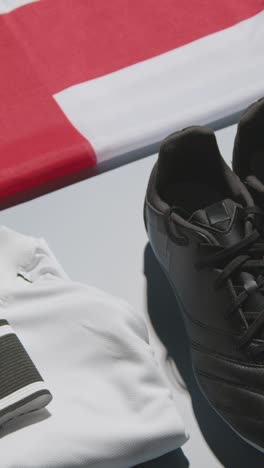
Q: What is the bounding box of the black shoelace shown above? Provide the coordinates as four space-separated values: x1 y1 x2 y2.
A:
196 207 264 356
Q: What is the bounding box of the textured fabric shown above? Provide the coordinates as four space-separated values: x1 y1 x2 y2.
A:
0 227 187 468
0 320 52 428
0 1 263 206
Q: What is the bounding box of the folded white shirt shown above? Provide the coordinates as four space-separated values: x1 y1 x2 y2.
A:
0 227 187 468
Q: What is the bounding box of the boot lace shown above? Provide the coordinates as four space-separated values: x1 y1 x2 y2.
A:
196 207 264 356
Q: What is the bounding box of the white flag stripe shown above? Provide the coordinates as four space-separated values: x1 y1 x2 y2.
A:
0 381 47 411
55 11 264 163
0 0 38 14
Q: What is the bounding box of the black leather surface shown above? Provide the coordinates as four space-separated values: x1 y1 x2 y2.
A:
145 190 264 452
144 243 264 467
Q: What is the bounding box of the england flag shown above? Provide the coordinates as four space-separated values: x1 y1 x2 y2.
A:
0 0 263 205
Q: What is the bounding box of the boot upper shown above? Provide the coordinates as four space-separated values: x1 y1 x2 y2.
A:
145 126 264 450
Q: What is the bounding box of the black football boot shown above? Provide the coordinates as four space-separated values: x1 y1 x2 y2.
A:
144 126 264 452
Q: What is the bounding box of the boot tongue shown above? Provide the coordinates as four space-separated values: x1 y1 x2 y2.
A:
189 199 245 246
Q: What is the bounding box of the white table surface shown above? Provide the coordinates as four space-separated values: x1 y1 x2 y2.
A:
1 124 263 467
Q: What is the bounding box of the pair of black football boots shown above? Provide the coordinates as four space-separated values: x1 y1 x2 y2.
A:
144 98 264 452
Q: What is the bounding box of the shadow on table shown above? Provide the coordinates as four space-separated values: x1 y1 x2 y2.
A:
136 448 189 468
143 243 264 468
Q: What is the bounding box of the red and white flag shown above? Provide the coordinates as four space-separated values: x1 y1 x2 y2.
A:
0 0 263 205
